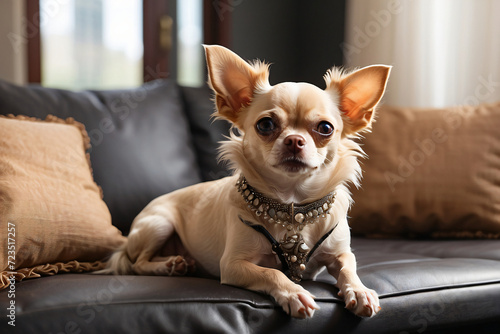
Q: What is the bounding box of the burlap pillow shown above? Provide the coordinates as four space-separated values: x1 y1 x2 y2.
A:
350 102 500 238
0 115 125 288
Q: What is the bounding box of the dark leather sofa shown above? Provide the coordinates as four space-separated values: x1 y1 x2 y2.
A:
0 79 499 334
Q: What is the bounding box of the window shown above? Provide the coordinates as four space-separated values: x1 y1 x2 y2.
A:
28 0 232 88
176 0 203 87
40 0 143 89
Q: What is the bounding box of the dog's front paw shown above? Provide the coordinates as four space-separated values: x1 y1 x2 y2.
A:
274 286 320 319
339 284 380 317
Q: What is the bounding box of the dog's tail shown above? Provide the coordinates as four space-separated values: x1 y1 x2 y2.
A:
94 242 134 275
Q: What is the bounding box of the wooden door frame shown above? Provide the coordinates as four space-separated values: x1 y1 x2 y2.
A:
26 0 41 83
203 0 232 47
143 0 170 82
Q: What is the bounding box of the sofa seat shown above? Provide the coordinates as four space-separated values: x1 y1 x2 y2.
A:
4 237 499 334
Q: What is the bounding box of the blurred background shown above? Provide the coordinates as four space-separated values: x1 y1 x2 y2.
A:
0 0 499 108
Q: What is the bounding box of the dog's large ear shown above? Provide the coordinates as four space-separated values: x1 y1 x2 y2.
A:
325 65 391 134
203 45 270 125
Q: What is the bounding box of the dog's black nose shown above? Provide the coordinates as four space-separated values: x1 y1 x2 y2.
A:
284 135 306 154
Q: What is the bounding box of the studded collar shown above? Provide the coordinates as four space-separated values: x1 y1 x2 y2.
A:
236 175 336 232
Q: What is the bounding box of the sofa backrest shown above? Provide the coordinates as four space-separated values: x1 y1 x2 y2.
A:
0 79 231 234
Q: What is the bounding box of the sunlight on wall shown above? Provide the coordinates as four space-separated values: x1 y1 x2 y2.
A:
344 0 500 108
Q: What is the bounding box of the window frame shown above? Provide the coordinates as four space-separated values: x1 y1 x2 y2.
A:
26 0 41 83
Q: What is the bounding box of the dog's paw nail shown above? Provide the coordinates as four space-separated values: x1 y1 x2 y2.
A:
346 300 356 309
298 292 320 311
306 307 316 318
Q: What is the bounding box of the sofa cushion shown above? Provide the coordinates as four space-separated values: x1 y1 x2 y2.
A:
0 79 201 234
350 102 500 238
0 115 125 288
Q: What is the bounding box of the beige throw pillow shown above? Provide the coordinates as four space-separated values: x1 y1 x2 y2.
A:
0 115 125 288
350 102 500 238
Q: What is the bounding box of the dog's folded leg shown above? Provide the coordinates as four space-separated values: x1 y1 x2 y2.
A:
125 212 194 276
328 252 381 317
221 260 320 319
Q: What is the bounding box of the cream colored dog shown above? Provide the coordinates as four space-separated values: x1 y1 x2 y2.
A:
103 45 391 319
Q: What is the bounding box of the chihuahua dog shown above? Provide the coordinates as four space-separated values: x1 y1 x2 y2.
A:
103 45 391 319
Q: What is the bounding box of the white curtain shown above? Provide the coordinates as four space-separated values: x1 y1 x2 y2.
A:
343 0 500 108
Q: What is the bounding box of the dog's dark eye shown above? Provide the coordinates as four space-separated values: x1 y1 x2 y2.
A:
316 121 334 136
256 117 276 135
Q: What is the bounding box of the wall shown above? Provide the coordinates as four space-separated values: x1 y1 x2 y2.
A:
0 0 27 85
231 0 345 87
